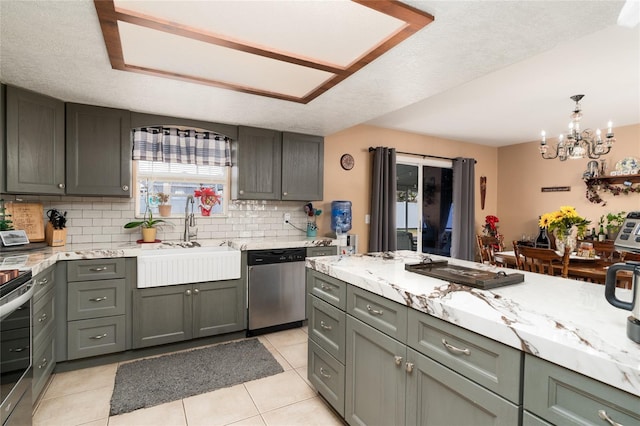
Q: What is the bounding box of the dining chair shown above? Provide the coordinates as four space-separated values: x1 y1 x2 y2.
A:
517 245 570 278
512 240 523 270
476 235 505 264
591 240 618 262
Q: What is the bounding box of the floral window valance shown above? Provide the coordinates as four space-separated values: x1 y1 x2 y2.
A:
132 127 231 166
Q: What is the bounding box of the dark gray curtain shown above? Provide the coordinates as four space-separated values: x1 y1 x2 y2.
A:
451 157 475 260
369 147 397 252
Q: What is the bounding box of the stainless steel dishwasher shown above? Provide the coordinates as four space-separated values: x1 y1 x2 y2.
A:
247 248 306 335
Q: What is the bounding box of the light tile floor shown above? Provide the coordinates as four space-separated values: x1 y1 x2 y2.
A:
33 327 345 426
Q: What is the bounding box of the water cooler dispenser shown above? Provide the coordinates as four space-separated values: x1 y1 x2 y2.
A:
330 201 357 254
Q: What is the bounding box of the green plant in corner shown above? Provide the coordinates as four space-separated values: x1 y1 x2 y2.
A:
0 199 13 231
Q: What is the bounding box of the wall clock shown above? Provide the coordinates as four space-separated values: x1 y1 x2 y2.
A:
340 154 354 170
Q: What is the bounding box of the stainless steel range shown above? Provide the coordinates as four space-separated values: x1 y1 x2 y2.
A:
1 269 34 426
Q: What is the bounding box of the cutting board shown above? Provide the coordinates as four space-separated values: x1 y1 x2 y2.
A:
4 202 45 242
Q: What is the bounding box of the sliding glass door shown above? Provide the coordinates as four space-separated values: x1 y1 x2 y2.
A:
396 157 453 256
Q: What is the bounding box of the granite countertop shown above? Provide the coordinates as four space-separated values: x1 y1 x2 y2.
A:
305 251 640 397
0 236 338 276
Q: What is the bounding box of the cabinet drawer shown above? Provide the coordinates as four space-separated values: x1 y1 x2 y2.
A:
67 258 126 282
309 295 346 363
33 332 55 401
347 285 407 342
407 309 522 403
306 247 337 258
524 354 640 425
307 270 346 310
33 287 55 347
67 315 126 360
33 266 55 302
523 411 553 426
67 279 126 321
308 339 345 416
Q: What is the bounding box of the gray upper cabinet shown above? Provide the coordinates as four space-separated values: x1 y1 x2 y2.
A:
282 132 323 201
233 126 282 200
233 126 324 201
1 84 5 192
66 103 131 196
5 85 65 194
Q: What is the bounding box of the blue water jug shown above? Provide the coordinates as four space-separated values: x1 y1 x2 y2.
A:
331 201 352 233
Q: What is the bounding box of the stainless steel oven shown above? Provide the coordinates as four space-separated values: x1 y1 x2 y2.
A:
1 270 34 426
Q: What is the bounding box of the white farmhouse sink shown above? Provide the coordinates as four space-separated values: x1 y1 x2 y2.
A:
137 246 241 288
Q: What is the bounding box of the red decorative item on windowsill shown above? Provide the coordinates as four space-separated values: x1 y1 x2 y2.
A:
194 186 221 216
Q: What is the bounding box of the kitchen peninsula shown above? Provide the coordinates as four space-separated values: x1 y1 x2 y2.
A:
305 251 639 425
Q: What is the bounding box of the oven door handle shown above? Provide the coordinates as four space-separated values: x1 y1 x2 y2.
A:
0 281 34 320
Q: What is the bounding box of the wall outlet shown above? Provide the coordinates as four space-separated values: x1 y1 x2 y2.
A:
365 214 370 224
283 213 291 223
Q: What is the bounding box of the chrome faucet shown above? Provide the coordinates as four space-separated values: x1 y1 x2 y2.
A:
184 195 197 242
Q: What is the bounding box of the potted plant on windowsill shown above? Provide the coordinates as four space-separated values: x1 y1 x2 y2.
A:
157 192 171 217
124 210 167 243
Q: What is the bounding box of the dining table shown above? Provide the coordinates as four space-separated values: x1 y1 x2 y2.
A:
493 250 633 289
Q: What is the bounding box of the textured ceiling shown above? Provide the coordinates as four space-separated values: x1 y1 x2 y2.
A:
1 1 638 147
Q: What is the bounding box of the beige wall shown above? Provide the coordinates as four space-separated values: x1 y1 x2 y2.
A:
321 125 499 253
497 123 640 247
320 123 639 254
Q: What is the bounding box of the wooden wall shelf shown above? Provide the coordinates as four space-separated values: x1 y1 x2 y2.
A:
584 174 640 204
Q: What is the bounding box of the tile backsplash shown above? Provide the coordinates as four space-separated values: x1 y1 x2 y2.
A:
0 194 316 249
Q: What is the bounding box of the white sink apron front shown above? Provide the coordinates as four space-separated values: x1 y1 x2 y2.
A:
136 247 241 288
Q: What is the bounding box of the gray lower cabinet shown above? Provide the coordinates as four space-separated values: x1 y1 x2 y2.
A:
406 347 519 425
32 265 56 402
133 279 244 349
57 258 134 362
345 315 407 426
522 411 552 426
5 85 65 194
306 246 338 258
523 354 640 426
308 269 524 426
65 102 131 196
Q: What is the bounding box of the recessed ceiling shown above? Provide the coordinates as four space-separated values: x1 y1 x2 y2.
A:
95 0 434 103
0 1 635 146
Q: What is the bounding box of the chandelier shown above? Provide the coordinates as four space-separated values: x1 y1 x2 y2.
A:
539 94 615 161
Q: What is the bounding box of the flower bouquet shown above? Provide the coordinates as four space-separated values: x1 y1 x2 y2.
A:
539 206 590 253
194 186 222 216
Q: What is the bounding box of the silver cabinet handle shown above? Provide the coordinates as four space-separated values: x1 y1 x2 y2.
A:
320 320 332 331
394 355 403 366
58 183 65 189
366 304 384 316
37 277 49 286
193 288 199 295
283 192 288 196
38 313 48 322
319 283 332 292
89 296 107 302
239 190 244 195
598 410 623 426
38 358 48 369
89 267 107 272
185 289 192 296
9 346 29 353
442 338 470 356
122 185 129 191
90 333 107 340
319 367 331 379
405 362 414 374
